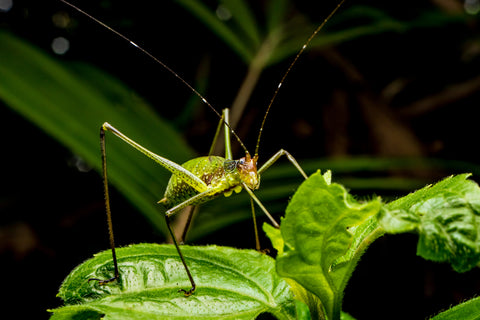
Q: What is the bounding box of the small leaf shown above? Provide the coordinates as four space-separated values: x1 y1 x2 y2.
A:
263 223 284 255
269 171 382 320
51 244 296 320
380 174 480 272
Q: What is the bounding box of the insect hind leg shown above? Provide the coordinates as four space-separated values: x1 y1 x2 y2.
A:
88 125 120 285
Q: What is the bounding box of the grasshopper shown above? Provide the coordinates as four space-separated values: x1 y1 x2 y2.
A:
59 0 345 296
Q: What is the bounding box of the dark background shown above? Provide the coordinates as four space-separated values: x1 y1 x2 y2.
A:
2 0 480 319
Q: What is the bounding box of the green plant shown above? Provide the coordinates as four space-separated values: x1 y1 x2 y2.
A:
49 171 480 319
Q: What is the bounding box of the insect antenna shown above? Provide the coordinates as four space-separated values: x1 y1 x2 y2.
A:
254 0 346 157
58 0 251 157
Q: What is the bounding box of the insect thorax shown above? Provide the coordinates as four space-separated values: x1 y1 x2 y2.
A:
159 156 244 209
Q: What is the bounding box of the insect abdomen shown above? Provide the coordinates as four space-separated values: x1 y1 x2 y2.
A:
160 156 240 209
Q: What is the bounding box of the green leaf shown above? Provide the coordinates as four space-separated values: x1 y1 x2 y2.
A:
430 296 480 320
380 174 480 272
174 0 254 63
286 279 324 320
269 6 468 67
50 244 296 320
265 0 289 33
268 171 383 320
340 311 357 320
221 0 262 48
263 223 284 255
0 30 195 235
294 300 312 320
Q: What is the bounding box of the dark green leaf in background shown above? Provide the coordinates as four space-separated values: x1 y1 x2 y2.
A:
0 30 194 234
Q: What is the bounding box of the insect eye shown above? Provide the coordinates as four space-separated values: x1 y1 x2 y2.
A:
239 159 245 165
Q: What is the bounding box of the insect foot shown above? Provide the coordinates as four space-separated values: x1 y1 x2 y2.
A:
179 284 196 297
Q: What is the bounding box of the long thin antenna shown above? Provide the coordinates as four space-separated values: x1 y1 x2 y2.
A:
254 0 346 156
58 0 250 156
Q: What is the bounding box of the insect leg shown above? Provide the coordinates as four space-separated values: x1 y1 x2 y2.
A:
249 198 262 251
165 214 196 296
93 123 209 286
207 110 226 157
207 108 233 160
245 150 307 231
258 149 308 179
223 109 233 160
163 189 220 296
242 183 280 229
89 126 119 284
102 122 208 192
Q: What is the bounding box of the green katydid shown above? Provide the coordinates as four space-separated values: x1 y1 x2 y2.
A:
59 0 346 296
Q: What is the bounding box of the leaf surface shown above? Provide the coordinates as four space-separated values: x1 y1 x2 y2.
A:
380 174 480 272
50 244 296 320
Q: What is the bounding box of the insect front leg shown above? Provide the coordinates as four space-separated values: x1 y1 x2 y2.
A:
242 184 280 229
244 150 307 233
258 149 308 179
163 189 220 296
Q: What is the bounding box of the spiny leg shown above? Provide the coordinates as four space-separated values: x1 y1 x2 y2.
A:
102 122 208 194
90 122 213 286
92 122 207 285
89 126 119 284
